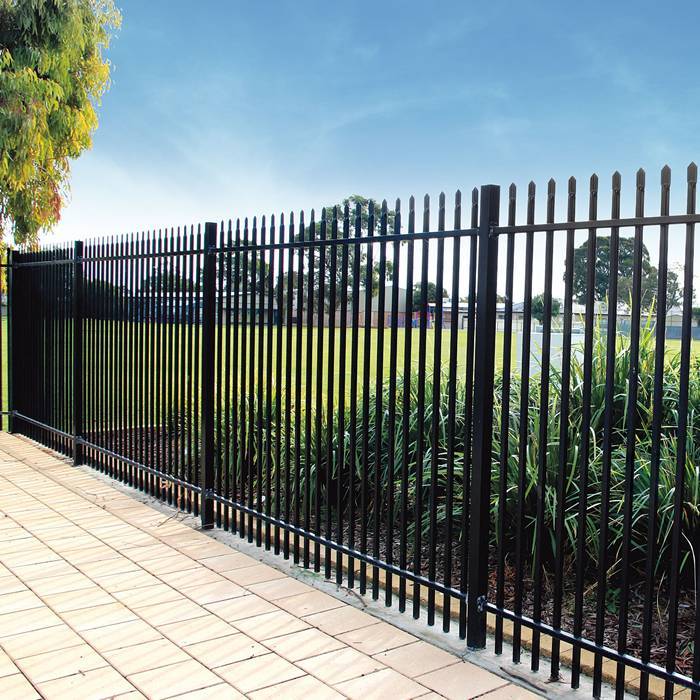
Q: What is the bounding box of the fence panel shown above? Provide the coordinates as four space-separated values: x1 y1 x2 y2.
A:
488 164 700 698
7 165 700 698
205 200 482 636
12 245 74 454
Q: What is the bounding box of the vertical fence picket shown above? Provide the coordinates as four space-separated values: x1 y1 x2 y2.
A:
373 201 387 599
572 174 599 689
274 214 284 554
224 221 233 526
495 184 516 654
360 203 374 594
399 196 415 613
513 183 535 661
531 179 556 671
7 248 13 434
428 193 445 625
266 215 276 551
200 222 217 529
386 198 401 607
348 203 362 589
443 191 461 631
216 223 225 524
256 216 266 547
615 168 645 698
325 207 338 579
248 216 259 541
314 210 326 571
185 228 195 506
283 213 294 559
119 234 127 483
664 163 696 700
593 173 621 695
73 240 84 465
304 211 314 567
550 176 576 680
240 218 250 536
413 194 430 618
336 204 350 584
459 189 478 639
293 212 304 564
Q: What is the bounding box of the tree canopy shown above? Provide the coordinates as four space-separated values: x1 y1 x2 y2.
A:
275 196 395 313
531 293 561 324
0 0 121 244
570 235 682 313
412 281 448 310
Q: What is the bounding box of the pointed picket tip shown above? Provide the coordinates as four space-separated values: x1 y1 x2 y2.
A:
381 199 388 212
509 183 516 198
636 168 645 188
548 178 556 194
528 180 536 196
455 188 462 201
590 173 599 190
321 207 326 219
423 193 430 207
688 162 697 183
310 209 315 220
395 197 401 213
270 214 275 227
289 211 294 226
471 187 478 201
661 164 671 185
568 176 576 193
439 192 446 207
612 171 621 191
409 195 415 210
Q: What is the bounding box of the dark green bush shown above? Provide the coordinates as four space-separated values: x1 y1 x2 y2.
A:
222 321 700 585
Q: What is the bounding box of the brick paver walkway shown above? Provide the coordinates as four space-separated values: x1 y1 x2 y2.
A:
0 434 536 699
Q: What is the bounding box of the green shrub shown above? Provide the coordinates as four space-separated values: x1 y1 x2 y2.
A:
221 321 700 586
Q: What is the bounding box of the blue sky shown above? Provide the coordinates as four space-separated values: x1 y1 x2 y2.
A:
52 0 700 295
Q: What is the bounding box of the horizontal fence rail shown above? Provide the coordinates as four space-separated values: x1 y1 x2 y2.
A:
8 164 700 699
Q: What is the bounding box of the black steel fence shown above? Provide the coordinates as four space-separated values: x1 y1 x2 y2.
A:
8 164 700 698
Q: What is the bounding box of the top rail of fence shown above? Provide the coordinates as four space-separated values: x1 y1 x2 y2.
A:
494 212 700 235
13 212 700 269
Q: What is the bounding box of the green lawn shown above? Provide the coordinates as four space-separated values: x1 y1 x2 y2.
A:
211 325 700 405
6 318 700 414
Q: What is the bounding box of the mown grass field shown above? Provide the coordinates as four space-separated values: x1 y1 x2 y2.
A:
207 325 699 403
9 317 700 411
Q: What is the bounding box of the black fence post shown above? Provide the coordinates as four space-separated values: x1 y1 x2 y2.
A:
72 240 84 464
467 184 500 649
6 249 14 434
200 222 217 529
